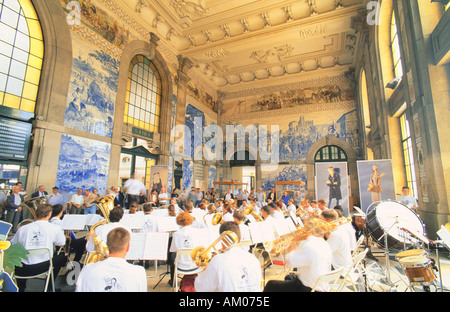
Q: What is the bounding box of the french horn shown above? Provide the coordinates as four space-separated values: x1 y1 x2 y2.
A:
243 205 263 222
211 212 225 225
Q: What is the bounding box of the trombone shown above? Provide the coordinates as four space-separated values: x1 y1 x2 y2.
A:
191 230 240 267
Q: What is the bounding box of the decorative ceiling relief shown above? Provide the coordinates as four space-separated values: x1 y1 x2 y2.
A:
117 0 365 91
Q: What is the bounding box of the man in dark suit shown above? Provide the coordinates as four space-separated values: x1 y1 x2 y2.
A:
114 187 125 208
31 185 48 198
5 185 25 233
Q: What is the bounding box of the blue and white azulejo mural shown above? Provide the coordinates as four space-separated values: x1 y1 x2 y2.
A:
55 134 111 195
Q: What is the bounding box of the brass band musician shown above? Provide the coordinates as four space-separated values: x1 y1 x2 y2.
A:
194 221 262 292
263 218 333 292
76 227 147 292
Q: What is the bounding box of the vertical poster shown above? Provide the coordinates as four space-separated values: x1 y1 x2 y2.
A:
149 165 169 194
357 160 395 213
315 162 349 216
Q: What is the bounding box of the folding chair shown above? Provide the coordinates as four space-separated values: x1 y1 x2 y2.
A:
11 247 55 292
352 235 365 256
337 248 369 292
173 249 204 292
311 267 345 292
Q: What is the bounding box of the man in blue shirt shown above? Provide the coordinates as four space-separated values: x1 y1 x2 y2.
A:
281 191 291 205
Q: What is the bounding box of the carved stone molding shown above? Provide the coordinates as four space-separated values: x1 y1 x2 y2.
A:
170 0 210 18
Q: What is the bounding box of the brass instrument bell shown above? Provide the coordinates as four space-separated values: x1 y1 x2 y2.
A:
243 205 263 222
191 230 239 267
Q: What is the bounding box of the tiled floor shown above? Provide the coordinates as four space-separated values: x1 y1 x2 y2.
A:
20 240 450 293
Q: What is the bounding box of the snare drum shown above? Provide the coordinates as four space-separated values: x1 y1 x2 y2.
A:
398 255 436 285
396 249 427 260
365 201 426 249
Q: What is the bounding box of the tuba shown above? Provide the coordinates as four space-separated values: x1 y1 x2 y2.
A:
243 205 263 222
191 230 239 267
17 195 48 229
85 195 115 264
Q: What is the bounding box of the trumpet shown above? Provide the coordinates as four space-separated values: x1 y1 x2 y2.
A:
191 230 239 267
243 205 263 222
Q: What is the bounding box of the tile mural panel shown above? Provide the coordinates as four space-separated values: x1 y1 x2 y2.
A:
63 35 119 138
226 107 360 162
261 164 307 193
55 134 111 195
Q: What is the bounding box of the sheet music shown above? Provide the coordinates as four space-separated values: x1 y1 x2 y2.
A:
156 216 180 232
61 215 88 230
86 214 104 226
120 214 146 230
145 232 169 260
248 221 276 244
437 225 450 249
126 232 169 260
196 227 220 248
272 219 291 237
126 233 147 260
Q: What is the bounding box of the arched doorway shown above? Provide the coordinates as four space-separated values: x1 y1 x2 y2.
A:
305 136 358 207
229 150 256 191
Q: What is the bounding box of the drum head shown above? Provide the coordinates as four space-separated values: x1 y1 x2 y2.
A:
396 249 426 259
399 255 429 266
367 201 425 248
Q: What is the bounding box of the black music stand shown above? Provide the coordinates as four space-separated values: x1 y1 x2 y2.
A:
153 261 171 289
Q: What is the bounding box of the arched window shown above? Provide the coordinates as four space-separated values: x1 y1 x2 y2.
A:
399 112 418 197
0 0 43 113
124 55 161 133
314 145 347 162
360 69 374 160
390 12 403 79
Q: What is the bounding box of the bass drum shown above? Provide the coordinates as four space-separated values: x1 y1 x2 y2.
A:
366 201 426 249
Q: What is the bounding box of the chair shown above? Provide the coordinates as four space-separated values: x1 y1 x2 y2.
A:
337 248 369 292
311 267 345 292
352 235 365 256
11 247 55 292
173 249 204 292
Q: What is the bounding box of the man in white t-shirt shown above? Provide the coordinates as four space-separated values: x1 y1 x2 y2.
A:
158 187 171 207
142 203 158 233
10 203 66 292
124 173 146 208
76 227 147 292
194 222 262 292
397 186 419 211
86 207 131 253
233 210 251 252
322 209 352 274
263 218 333 292
70 188 85 214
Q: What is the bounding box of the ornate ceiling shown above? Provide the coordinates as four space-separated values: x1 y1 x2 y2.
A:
118 0 366 94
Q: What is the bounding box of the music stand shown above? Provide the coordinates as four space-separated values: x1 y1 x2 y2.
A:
153 260 171 289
